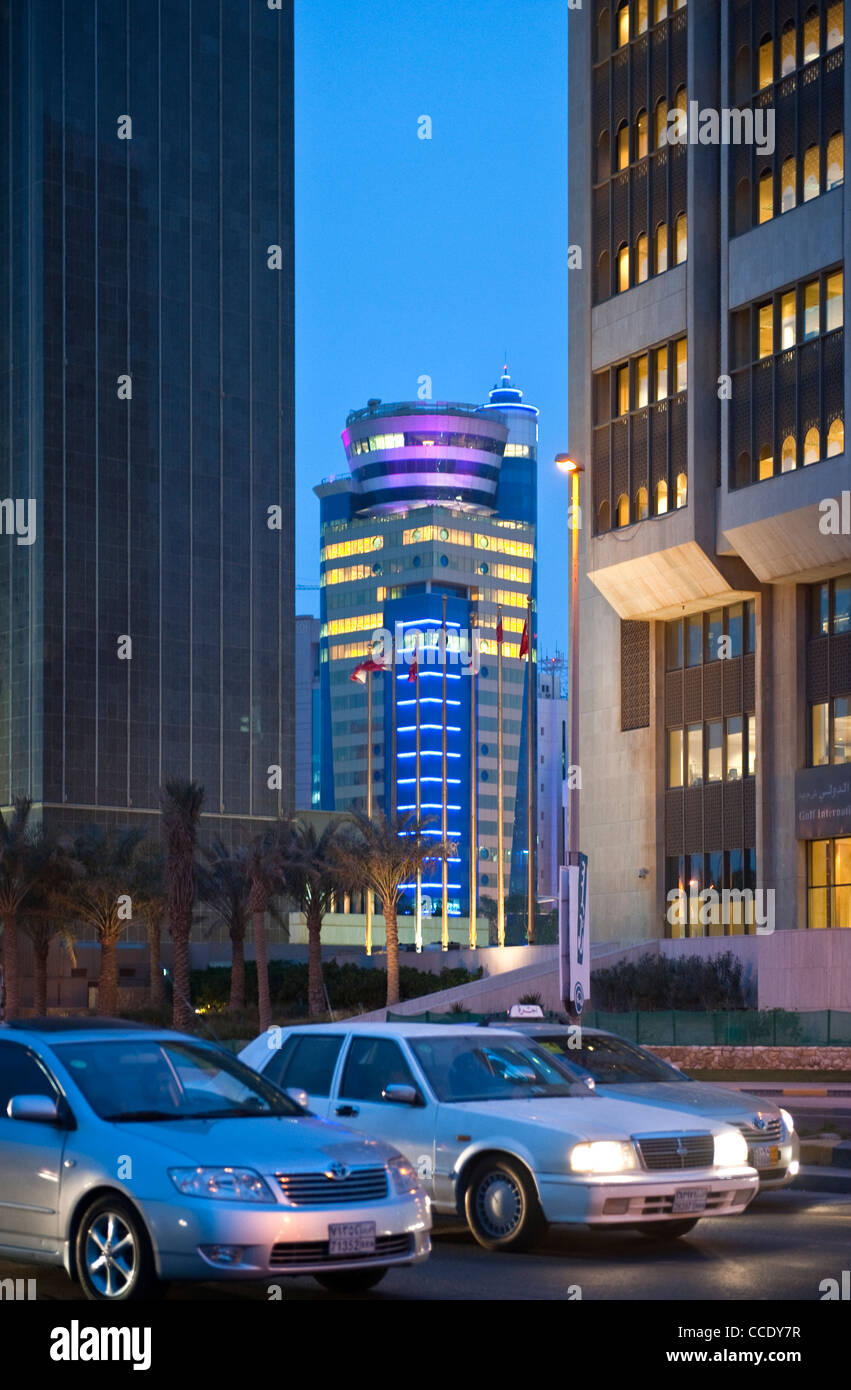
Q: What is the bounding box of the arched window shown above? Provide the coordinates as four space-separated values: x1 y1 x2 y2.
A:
757 444 774 480
758 168 774 223
597 249 611 299
781 157 796 212
617 1 630 48
781 434 797 472
675 472 687 508
636 0 648 36
803 7 820 62
616 494 630 527
827 419 845 457
597 500 611 533
827 133 844 191
827 2 843 51
655 97 668 148
654 0 668 21
780 20 796 76
758 35 773 90
636 109 648 160
674 212 687 264
734 45 751 103
654 479 669 515
617 243 630 292
597 130 611 182
617 121 630 169
803 427 820 465
655 222 668 273
636 233 649 283
803 145 820 201
596 6 611 62
635 486 649 520
735 176 751 233
734 452 752 488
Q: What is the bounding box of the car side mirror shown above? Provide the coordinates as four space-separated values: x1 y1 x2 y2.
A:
286 1088 310 1110
7 1094 61 1125
382 1083 420 1106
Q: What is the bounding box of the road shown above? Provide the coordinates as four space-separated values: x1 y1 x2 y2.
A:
3 1189 848 1302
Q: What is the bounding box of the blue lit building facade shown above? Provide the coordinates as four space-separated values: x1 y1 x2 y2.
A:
316 378 538 940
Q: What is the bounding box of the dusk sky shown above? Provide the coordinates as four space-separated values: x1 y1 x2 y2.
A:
294 0 569 655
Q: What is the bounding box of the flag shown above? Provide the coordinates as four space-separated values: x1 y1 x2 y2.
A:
519 618 529 659
349 657 387 684
407 649 419 683
496 615 503 645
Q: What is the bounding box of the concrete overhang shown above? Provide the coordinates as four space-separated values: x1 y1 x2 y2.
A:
718 455 851 582
587 540 756 620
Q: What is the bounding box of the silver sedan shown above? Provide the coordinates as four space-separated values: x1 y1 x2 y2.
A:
0 1020 430 1300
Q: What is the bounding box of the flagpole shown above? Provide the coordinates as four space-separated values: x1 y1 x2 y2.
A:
415 647 422 953
469 623 478 949
365 667 373 956
526 594 535 945
497 607 505 949
441 594 448 951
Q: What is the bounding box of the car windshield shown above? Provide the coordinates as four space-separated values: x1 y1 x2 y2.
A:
52 1039 302 1120
535 1033 688 1084
410 1035 583 1102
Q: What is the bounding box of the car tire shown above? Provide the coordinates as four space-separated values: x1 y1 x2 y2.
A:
636 1219 700 1240
75 1195 161 1301
313 1266 388 1293
464 1157 547 1252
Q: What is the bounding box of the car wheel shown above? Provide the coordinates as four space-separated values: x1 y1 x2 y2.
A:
464 1157 546 1252
636 1219 699 1240
314 1266 388 1293
75 1195 160 1301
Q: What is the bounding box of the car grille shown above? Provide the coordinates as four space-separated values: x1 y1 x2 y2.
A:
635 1134 715 1171
275 1166 389 1205
269 1233 412 1267
733 1117 783 1145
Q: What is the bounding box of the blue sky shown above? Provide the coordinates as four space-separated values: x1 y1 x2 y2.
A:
294 0 569 654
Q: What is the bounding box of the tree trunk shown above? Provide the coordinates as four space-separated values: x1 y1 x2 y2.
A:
33 938 50 1016
2 913 20 1020
148 916 163 1008
99 935 119 1016
229 928 245 1012
171 915 193 1031
306 905 324 1018
383 900 400 1007
253 906 271 1033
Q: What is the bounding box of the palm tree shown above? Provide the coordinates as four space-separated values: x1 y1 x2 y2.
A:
335 811 455 1007
278 817 351 1018
197 839 251 1012
240 827 286 1033
59 826 147 1015
160 780 204 1031
0 799 66 1019
132 851 167 1009
20 916 77 1016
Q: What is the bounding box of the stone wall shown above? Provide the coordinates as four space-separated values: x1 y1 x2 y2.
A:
648 1045 851 1072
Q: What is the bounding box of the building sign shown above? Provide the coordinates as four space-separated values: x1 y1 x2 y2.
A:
559 854 590 1014
796 766 851 841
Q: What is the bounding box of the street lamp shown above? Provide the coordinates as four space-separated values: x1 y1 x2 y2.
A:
555 454 584 860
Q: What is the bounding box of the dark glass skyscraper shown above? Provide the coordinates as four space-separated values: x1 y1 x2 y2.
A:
0 0 295 839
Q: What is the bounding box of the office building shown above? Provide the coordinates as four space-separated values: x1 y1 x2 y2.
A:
537 661 569 903
295 616 321 810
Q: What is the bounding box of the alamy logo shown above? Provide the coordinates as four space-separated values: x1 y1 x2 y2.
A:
50 1321 152 1372
0 498 36 546
664 101 775 156
0 1277 36 1299
666 884 775 934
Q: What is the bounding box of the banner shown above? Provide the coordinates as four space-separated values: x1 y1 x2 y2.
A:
559 853 589 1014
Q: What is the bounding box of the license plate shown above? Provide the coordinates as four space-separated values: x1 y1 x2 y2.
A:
752 1145 781 1168
672 1187 709 1215
328 1221 376 1256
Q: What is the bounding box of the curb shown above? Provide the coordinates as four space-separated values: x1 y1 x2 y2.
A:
792 1165 851 1195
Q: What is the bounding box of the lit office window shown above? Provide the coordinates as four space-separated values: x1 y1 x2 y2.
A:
705 610 723 662
781 157 797 212
707 721 723 782
654 0 668 20
803 145 820 201
780 20 796 75
758 303 774 358
803 9 820 62
726 716 744 779
746 714 757 776
826 270 844 330
636 109 648 159
826 133 844 190
635 354 649 407
618 244 630 292
635 485 649 520
757 445 774 480
834 697 851 763
827 419 845 456
617 122 630 169
758 169 774 223
803 280 820 338
675 338 687 392
687 725 703 786
803 427 820 464
654 99 668 149
616 494 630 527
780 290 796 348
668 728 684 788
617 1 630 47
674 212 687 264
323 535 383 561
636 0 648 35
655 222 668 274
826 3 843 51
808 838 851 928
655 479 668 514
758 35 773 89
675 472 687 508
655 345 668 398
781 435 797 472
636 234 649 283
812 581 830 636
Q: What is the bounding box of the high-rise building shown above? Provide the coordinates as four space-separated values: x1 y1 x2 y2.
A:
569 2 851 970
0 0 295 841
316 377 538 939
537 662 568 904
294 616 321 811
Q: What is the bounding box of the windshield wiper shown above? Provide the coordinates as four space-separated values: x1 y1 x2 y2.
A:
177 1106 286 1119
103 1109 186 1122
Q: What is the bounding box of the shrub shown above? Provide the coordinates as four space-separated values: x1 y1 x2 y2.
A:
591 951 748 1012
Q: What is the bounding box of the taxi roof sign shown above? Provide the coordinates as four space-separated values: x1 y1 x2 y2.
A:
508 1004 545 1019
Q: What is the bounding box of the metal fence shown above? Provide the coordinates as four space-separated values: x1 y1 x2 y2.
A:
386 1008 851 1045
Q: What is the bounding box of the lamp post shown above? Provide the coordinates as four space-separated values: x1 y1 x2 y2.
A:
555 454 584 861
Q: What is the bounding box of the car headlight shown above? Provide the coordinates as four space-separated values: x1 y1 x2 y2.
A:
779 1108 795 1138
569 1141 638 1174
169 1166 276 1203
713 1130 749 1167
387 1156 422 1195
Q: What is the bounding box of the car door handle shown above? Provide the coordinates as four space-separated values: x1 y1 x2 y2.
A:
335 1104 359 1117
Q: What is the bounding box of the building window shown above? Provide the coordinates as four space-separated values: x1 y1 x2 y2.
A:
675 338 687 392
758 169 774 223
616 493 630 527
674 212 687 265
668 727 684 788
686 613 702 667
803 7 819 63
707 720 723 782
758 302 773 358
617 364 629 415
618 244 630 292
780 290 796 348
804 427 820 464
686 724 703 786
726 715 743 779
635 354 648 407
655 222 668 274
617 0 630 47
803 144 820 201
654 98 668 149
636 108 648 160
758 35 773 90
675 471 687 507
655 344 668 398
808 838 851 927
781 434 796 472
827 3 844 51
666 618 683 670
780 19 796 76
617 122 630 170
827 418 845 456
636 233 649 283
655 479 668 514
826 271 844 331
635 485 649 520
780 156 797 212
826 133 844 190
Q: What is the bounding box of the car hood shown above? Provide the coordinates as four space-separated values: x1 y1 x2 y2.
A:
105 1113 398 1173
445 1094 735 1140
593 1081 780 1123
